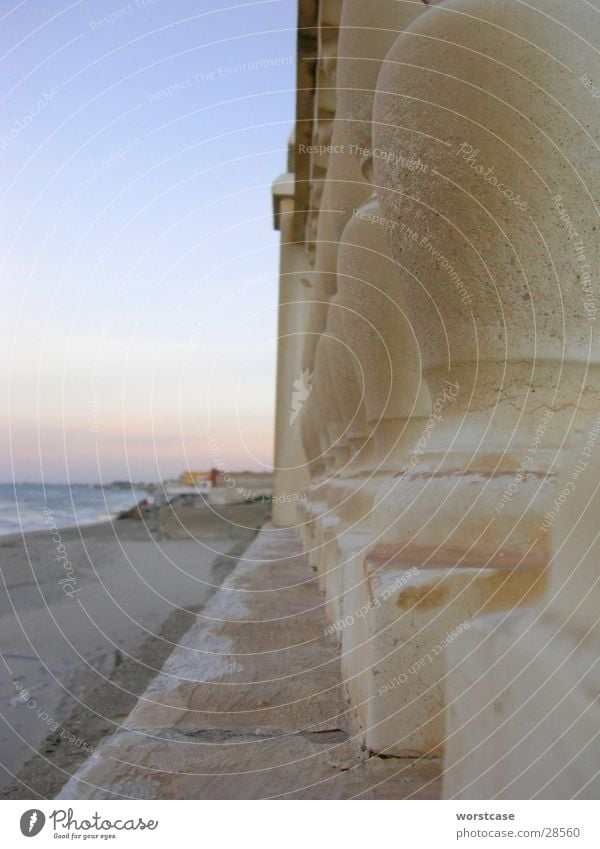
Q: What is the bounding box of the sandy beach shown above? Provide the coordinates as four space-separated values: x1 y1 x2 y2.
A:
0 514 256 798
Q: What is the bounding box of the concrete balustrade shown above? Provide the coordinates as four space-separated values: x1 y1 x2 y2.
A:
271 0 600 794
444 425 600 798
373 0 600 558
303 0 444 753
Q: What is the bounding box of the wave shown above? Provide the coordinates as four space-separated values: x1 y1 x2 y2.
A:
0 484 151 536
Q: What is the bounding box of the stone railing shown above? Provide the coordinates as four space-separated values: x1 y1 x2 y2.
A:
272 0 600 797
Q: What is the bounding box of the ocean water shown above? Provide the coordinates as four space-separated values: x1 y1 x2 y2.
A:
0 484 151 536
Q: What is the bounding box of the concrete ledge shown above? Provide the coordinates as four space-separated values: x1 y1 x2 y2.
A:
56 526 441 800
338 543 547 757
158 503 269 540
444 610 600 799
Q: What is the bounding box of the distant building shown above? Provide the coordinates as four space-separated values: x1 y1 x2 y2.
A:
163 470 212 498
178 470 212 492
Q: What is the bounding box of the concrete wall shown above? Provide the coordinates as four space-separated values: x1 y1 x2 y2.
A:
271 0 600 796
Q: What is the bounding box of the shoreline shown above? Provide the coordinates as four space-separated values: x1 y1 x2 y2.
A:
0 483 152 539
0 514 134 540
0 515 258 798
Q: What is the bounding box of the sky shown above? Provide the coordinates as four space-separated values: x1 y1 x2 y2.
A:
0 0 296 483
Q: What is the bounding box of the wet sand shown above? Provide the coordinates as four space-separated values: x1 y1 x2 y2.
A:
0 516 252 797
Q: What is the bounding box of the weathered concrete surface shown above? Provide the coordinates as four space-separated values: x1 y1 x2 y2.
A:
158 503 269 540
443 430 600 799
56 527 441 799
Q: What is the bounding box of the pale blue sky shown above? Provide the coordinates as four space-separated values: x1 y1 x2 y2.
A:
1 0 296 483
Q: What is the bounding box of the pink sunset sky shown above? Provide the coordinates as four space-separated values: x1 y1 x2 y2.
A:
1 0 296 483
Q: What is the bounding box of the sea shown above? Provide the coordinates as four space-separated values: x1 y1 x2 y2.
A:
0 483 151 537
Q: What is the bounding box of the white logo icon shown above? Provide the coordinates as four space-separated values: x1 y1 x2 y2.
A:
289 369 312 425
